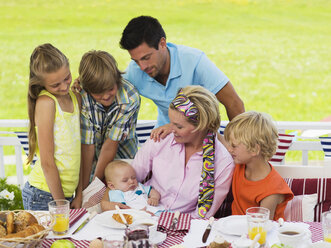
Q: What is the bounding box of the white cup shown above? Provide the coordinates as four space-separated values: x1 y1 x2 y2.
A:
278 223 311 247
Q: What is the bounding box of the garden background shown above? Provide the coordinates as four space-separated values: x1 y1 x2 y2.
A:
0 0 331 174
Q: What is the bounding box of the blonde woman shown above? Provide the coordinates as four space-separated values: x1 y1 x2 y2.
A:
131 86 234 218
23 43 82 210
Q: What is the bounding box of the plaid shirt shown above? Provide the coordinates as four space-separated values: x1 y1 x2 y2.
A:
81 78 141 162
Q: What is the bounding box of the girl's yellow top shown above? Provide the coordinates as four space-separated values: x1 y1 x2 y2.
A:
28 90 81 197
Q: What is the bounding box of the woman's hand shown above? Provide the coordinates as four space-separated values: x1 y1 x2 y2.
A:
150 123 172 142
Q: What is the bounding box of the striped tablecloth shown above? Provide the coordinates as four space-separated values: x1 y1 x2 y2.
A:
42 211 324 248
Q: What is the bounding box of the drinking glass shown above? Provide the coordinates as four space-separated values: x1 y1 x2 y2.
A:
322 210 331 243
246 207 270 245
48 199 70 235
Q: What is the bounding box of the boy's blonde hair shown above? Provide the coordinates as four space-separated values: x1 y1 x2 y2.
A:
224 111 278 160
169 85 221 133
79 50 123 94
104 160 132 182
27 43 69 165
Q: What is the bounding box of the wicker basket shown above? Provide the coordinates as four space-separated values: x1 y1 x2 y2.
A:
0 210 53 248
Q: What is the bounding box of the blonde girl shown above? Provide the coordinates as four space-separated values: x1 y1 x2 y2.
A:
22 43 82 210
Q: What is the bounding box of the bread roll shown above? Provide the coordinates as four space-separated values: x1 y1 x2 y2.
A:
0 224 7 238
14 211 38 232
6 212 14 234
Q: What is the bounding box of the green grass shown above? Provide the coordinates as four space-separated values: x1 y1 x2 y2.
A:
1 0 331 170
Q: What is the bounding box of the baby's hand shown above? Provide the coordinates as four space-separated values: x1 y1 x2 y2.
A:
148 197 159 206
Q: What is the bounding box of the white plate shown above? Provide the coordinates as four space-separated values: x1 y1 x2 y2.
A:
149 225 167 245
94 209 152 229
217 215 273 236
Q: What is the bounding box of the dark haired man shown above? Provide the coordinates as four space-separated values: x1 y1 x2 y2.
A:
120 16 245 139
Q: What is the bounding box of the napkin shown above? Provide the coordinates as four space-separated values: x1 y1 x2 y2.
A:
157 211 191 236
69 208 88 227
82 177 106 213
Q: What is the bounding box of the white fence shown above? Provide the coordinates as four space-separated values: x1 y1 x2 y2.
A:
1 119 330 187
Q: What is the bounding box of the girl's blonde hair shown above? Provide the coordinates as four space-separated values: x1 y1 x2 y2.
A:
170 85 221 133
224 111 278 160
79 50 123 94
27 43 69 165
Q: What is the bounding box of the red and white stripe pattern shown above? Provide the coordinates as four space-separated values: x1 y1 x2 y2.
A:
69 208 88 227
269 133 295 164
284 178 331 222
157 212 191 236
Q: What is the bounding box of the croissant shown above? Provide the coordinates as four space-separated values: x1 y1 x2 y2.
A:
112 213 133 224
5 223 45 238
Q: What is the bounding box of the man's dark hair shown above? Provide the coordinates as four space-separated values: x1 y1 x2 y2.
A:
120 16 166 50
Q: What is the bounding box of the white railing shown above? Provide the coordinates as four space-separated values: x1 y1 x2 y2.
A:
1 119 330 187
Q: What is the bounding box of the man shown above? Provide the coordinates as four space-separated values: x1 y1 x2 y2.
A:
120 16 244 139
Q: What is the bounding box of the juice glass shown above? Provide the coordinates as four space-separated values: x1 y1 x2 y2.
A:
48 199 70 235
246 207 270 246
322 210 331 243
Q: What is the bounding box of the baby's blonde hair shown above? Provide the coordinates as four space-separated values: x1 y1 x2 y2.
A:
169 85 221 133
224 111 278 160
104 160 132 182
79 50 123 94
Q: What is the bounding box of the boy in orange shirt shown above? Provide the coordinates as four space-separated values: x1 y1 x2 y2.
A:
224 111 293 221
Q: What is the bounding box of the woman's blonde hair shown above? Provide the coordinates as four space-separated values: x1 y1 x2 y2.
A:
224 111 278 160
27 43 69 165
79 50 123 94
170 85 221 133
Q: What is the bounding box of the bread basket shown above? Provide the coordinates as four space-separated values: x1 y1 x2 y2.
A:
0 210 53 248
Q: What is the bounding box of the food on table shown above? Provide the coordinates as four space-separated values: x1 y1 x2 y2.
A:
112 213 133 225
5 223 45 238
51 239 76 248
6 211 15 234
14 211 38 232
89 238 103 248
0 211 45 239
207 235 230 248
0 225 6 238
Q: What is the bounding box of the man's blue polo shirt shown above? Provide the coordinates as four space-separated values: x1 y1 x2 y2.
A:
123 42 229 127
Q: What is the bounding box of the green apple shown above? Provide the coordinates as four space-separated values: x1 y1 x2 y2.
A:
51 239 75 248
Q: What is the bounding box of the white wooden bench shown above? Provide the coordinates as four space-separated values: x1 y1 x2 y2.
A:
1 119 330 188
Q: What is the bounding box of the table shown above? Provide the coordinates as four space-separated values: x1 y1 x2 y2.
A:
41 209 324 248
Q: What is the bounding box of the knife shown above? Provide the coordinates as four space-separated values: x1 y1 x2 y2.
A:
202 216 214 243
72 211 97 235
171 211 180 229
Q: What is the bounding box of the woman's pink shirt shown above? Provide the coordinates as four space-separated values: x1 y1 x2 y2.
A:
131 133 234 218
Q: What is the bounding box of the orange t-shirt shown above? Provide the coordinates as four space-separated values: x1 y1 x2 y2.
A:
231 163 293 221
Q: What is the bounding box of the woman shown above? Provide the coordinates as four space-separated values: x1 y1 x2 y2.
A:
132 85 234 218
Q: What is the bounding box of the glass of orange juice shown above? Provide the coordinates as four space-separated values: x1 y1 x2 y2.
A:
48 199 70 235
322 210 331 243
246 207 270 246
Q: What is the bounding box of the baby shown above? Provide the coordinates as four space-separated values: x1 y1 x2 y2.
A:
100 160 162 214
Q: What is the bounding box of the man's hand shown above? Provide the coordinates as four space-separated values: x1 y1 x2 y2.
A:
71 78 82 93
150 123 172 142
